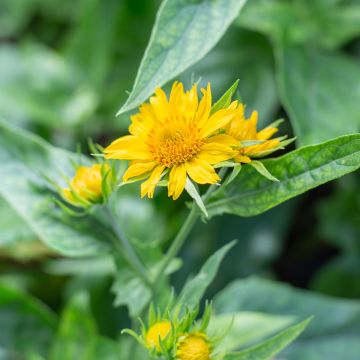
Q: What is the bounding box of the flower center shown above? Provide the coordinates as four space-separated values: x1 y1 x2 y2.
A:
147 117 204 167
176 334 211 360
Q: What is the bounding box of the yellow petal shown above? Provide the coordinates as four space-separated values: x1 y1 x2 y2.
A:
168 163 187 200
199 108 237 138
104 135 151 160
197 143 236 164
150 87 169 121
235 154 251 163
206 134 239 146
185 158 220 184
257 127 278 140
123 161 157 181
140 165 165 198
129 104 156 140
195 83 212 127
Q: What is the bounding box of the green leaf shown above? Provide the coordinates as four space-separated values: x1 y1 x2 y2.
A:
276 44 360 146
208 312 294 352
111 268 152 318
207 134 360 218
176 241 236 313
0 119 111 257
247 161 279 182
185 178 208 218
0 284 57 357
117 0 247 114
50 292 120 360
0 44 97 128
236 0 360 49
224 317 312 360
214 277 360 358
211 79 239 114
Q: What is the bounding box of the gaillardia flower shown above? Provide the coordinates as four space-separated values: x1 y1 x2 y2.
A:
225 104 286 164
104 82 238 199
62 163 112 207
176 333 211 360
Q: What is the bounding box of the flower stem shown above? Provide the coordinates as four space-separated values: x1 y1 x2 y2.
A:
154 169 227 286
105 205 152 288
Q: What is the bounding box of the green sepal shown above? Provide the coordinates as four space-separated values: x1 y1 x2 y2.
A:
211 79 240 114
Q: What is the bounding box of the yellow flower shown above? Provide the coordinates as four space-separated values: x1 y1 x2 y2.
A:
145 321 172 351
225 104 281 163
176 333 211 360
62 164 107 207
104 82 238 200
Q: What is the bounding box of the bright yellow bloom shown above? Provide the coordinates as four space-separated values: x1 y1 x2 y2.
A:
104 82 238 200
225 104 281 163
145 321 172 351
62 164 106 206
176 333 211 360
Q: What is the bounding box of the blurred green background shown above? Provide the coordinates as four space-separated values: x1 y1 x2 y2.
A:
0 0 360 357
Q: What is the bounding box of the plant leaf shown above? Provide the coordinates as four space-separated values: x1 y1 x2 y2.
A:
211 79 239 114
207 134 360 218
185 177 208 218
247 161 279 182
0 119 111 257
117 0 247 114
176 241 236 314
276 44 360 146
224 317 312 360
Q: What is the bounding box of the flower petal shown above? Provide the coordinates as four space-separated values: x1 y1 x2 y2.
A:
235 154 251 163
185 158 220 184
150 87 169 121
257 126 278 140
140 165 165 198
168 163 187 200
104 135 151 160
206 134 239 146
123 161 157 181
197 143 237 164
199 108 237 138
195 83 212 127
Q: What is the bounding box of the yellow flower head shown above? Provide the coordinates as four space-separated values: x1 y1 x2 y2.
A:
145 321 172 351
176 333 211 360
104 82 238 199
225 104 281 163
62 164 108 207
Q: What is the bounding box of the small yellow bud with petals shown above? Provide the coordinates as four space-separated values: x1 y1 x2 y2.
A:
145 321 172 351
176 333 211 360
62 164 109 207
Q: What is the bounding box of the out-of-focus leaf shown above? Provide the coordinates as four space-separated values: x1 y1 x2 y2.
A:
208 312 294 352
50 292 121 360
118 0 247 114
207 134 360 218
0 119 111 257
236 0 360 49
175 241 236 312
179 29 279 127
112 190 166 248
0 195 35 247
276 44 360 146
63 0 123 89
214 277 360 358
224 317 312 360
0 0 37 37
0 284 57 357
0 44 97 128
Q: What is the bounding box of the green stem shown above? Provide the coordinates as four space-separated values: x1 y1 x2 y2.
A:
105 205 152 288
154 168 227 286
